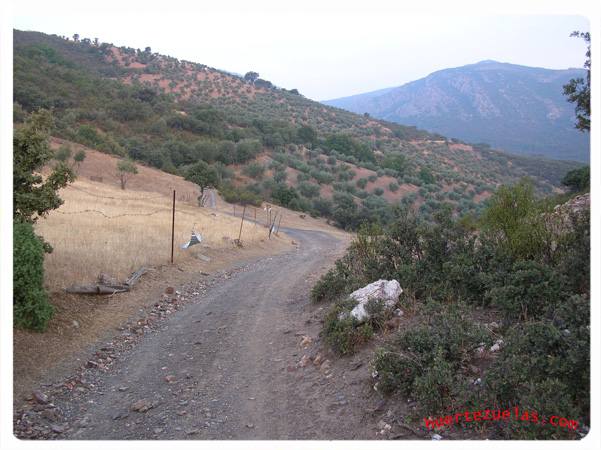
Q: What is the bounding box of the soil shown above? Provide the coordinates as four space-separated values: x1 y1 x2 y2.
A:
13 226 410 440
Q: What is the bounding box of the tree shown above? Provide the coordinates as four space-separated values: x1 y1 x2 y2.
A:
13 110 75 331
271 184 298 207
14 221 54 331
54 145 72 162
481 179 547 260
383 153 408 175
73 149 87 172
244 71 259 83
72 33 80 42
563 31 590 132
562 166 589 192
116 158 138 190
297 125 316 145
14 110 75 226
185 160 219 206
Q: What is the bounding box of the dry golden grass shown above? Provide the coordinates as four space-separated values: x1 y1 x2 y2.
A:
36 179 268 291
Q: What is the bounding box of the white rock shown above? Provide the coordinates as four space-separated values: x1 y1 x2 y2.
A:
348 280 402 322
490 339 504 353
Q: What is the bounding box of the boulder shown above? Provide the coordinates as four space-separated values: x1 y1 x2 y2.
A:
348 280 402 322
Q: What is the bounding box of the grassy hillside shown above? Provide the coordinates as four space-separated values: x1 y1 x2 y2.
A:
324 60 589 162
14 30 583 229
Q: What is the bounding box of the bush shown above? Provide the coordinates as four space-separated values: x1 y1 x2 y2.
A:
243 162 265 179
356 178 368 189
218 183 262 206
311 268 349 303
373 302 491 413
298 181 320 198
271 184 298 207
484 309 589 439
481 179 549 260
485 260 568 322
13 221 53 331
322 299 373 355
561 166 589 192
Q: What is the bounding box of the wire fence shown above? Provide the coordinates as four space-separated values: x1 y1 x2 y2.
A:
68 184 176 201
54 208 171 219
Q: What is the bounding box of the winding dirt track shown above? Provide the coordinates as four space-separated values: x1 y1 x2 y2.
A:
47 227 374 440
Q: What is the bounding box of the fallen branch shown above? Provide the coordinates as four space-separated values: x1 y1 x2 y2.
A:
65 267 148 295
124 267 148 288
66 284 128 295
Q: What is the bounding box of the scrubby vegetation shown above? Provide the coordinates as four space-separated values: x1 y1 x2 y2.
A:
13 110 76 330
13 30 584 227
314 180 589 439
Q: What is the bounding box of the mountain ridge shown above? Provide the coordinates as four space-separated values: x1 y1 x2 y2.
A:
323 61 589 162
13 29 583 229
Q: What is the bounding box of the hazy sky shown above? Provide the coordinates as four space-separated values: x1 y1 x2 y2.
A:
12 1 591 100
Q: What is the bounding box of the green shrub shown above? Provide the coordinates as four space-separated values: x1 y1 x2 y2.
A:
485 261 568 322
218 183 262 206
484 308 589 439
13 221 53 331
242 162 265 179
481 179 549 260
322 299 373 355
373 302 491 413
311 268 349 303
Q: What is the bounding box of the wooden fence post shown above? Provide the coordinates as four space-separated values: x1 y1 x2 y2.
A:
171 190 175 264
238 205 246 242
276 213 283 235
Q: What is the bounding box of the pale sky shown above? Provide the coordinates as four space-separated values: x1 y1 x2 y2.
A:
11 1 592 101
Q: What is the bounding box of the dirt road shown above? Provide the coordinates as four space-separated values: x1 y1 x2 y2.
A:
17 227 384 440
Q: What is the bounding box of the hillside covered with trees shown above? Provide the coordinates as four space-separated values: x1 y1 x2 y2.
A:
14 30 583 230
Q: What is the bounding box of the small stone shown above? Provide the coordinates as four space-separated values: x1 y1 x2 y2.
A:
87 360 99 369
72 320 80 328
490 339 504 353
112 411 129 420
313 353 324 366
153 427 163 434
118 386 129 392
246 423 254 429
320 360 332 373
350 361 363 371
186 428 199 435
32 390 49 404
432 433 443 440
298 354 311 368
164 375 177 383
165 286 175 295
50 424 66 433
300 336 313 348
131 399 153 413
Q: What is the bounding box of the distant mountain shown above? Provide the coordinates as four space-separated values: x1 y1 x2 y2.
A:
324 61 589 162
